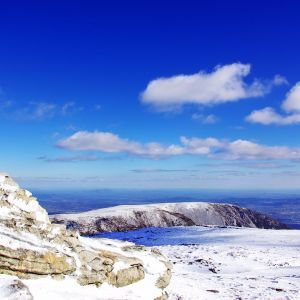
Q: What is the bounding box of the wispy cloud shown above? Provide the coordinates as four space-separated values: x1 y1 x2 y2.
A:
197 162 294 169
37 155 101 162
15 175 105 186
0 100 84 120
141 63 286 112
191 113 218 124
130 169 198 173
61 101 84 115
17 102 57 120
246 82 300 125
57 130 300 161
38 154 121 162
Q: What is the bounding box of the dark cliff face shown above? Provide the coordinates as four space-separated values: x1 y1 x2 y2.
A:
51 202 289 235
53 208 196 235
210 204 289 230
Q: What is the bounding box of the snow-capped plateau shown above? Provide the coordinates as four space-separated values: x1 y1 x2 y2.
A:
51 202 288 235
99 226 300 300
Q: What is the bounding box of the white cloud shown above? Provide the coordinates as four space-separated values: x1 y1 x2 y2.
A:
281 82 300 113
246 107 300 125
57 131 185 158
141 63 284 111
58 130 300 161
191 113 218 124
180 136 224 154
246 82 300 125
224 139 300 160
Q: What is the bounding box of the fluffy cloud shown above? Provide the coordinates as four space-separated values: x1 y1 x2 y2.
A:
246 82 300 125
57 131 185 158
246 107 300 125
281 82 300 113
141 63 285 111
57 130 300 161
224 139 300 160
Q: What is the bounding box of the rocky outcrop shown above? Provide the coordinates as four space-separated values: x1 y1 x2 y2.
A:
51 202 288 235
0 173 171 299
0 278 33 300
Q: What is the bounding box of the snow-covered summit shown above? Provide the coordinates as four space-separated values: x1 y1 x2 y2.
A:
0 172 49 224
0 173 171 299
51 201 288 235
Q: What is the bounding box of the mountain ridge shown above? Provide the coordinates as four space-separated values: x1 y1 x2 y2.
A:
51 202 289 235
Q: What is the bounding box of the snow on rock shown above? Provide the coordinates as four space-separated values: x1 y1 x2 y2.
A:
51 201 288 235
98 226 300 300
0 173 171 299
0 275 33 300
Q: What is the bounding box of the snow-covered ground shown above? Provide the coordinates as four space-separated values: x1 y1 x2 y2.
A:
99 226 300 300
0 274 164 300
1 225 300 299
0 234 168 300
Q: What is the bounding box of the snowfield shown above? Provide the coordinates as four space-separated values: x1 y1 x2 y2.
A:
0 225 299 299
99 226 300 300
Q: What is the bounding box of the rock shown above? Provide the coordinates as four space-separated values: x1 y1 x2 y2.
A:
0 279 33 300
51 201 289 235
0 172 171 298
109 264 145 287
0 246 75 278
156 267 172 289
154 292 169 300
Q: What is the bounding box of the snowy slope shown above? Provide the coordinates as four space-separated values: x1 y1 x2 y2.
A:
99 226 300 300
0 172 171 300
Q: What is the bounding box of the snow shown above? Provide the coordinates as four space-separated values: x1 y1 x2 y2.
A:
0 225 48 252
99 226 300 299
0 173 49 225
1 225 300 299
0 274 163 300
52 202 213 219
22 275 163 300
80 235 167 282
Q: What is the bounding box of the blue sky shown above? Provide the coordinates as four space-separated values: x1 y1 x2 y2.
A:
1 0 300 189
